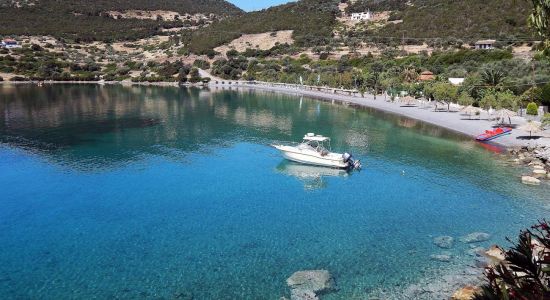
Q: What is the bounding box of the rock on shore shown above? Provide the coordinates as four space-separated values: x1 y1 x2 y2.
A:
451 285 482 300
522 176 541 185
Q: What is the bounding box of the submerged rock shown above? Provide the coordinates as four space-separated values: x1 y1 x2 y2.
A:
460 232 491 243
522 176 541 185
434 236 454 249
451 285 482 300
290 289 318 300
467 247 485 256
287 270 335 300
430 252 452 262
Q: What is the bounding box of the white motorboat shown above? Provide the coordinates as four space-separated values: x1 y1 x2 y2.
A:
272 133 361 169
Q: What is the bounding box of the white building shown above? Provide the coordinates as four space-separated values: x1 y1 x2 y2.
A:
474 40 496 50
448 78 465 86
1 39 21 49
351 11 372 21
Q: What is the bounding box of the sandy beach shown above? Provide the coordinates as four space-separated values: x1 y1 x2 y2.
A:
209 81 550 149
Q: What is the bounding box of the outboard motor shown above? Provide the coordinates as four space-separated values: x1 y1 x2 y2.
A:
343 152 361 170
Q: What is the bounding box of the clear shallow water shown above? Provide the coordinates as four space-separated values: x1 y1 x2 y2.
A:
0 84 548 299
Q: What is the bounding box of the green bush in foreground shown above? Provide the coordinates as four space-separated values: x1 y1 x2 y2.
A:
473 220 550 300
527 102 539 116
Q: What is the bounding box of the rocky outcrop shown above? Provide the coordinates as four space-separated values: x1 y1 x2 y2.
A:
451 285 482 300
511 146 550 184
460 232 491 243
522 176 541 185
484 245 506 264
434 236 454 249
286 270 335 300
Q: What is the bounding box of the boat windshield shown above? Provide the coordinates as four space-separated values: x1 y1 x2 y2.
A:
301 139 331 155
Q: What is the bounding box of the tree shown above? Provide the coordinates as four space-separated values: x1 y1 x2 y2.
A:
521 86 543 106
432 82 458 111
458 92 475 106
481 67 506 88
540 83 550 106
479 91 497 111
495 90 519 110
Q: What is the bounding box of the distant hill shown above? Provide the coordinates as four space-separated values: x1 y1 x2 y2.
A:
0 0 243 41
346 0 533 42
188 0 534 54
186 0 341 54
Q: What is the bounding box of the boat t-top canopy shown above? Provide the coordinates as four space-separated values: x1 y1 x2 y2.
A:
303 133 330 142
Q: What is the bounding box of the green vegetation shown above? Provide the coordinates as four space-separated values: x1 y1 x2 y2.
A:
0 0 242 42
186 0 340 54
527 102 539 115
543 113 550 127
347 0 532 43
473 220 550 300
528 0 550 53
206 46 550 112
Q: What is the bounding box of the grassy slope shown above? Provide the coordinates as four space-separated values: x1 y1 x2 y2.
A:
0 0 243 41
349 0 533 41
187 0 340 54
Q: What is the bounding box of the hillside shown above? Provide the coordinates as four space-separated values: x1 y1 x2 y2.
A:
186 0 341 54
346 0 533 42
0 0 243 42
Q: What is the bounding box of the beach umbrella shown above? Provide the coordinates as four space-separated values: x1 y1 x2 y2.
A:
495 108 518 125
449 103 462 112
400 96 417 106
461 105 482 119
519 121 542 137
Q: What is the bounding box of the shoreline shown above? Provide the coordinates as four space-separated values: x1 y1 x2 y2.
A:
2 80 549 149
208 82 549 149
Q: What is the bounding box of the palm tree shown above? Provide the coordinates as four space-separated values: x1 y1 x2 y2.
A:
481 68 506 88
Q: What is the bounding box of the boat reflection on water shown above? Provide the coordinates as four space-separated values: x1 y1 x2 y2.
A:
275 161 350 190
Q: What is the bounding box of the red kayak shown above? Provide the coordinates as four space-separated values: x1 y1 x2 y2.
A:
476 127 512 141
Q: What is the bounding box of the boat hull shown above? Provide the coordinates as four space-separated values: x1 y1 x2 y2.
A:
476 128 512 141
273 145 349 168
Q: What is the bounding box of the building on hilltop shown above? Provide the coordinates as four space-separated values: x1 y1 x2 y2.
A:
1 39 21 49
474 40 497 50
351 11 372 21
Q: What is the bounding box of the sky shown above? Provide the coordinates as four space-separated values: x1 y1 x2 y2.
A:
228 0 294 11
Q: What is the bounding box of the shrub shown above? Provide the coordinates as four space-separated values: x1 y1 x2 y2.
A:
473 220 549 300
10 76 27 81
543 113 550 128
193 59 210 69
189 68 201 83
206 49 218 59
540 83 550 106
31 44 42 51
526 102 539 116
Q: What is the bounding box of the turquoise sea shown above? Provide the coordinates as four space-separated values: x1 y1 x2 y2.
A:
0 84 548 299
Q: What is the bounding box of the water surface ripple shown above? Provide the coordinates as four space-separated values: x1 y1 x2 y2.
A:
0 84 548 299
